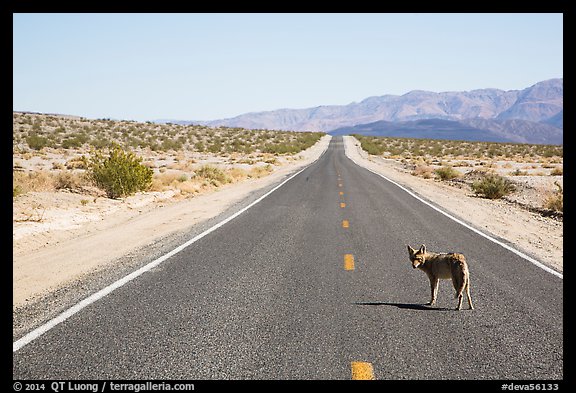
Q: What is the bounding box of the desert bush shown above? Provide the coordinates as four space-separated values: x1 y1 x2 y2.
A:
248 164 273 178
355 136 384 155
13 184 24 198
544 182 563 212
54 170 86 191
434 166 460 180
262 143 299 155
62 137 83 149
66 156 88 170
90 137 112 149
550 167 563 176
86 144 153 198
471 173 516 199
227 167 249 182
13 170 55 195
510 169 528 176
160 139 183 152
195 165 230 186
26 134 50 150
412 165 434 179
149 172 180 191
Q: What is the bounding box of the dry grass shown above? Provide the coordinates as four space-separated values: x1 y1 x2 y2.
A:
355 134 563 215
149 164 274 197
353 134 562 162
13 112 324 200
13 112 323 156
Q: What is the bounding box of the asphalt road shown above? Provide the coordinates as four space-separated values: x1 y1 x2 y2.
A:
13 136 563 380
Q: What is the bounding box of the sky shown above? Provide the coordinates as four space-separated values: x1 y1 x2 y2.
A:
13 13 563 122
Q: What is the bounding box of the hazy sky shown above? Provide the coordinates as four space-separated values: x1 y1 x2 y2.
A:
13 13 563 122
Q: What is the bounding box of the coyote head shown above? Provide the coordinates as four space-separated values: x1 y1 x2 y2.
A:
407 244 426 269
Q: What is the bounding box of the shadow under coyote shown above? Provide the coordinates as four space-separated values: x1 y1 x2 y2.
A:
353 301 452 311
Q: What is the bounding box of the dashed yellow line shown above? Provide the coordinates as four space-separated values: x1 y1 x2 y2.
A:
351 361 375 380
339 191 344 196
342 220 349 228
340 202 346 208
344 254 355 271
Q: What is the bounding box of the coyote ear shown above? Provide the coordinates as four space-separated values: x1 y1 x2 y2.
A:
419 244 426 254
407 245 414 254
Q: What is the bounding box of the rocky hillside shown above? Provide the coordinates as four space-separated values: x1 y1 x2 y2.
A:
177 78 562 144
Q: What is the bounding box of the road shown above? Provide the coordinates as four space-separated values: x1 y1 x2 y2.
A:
13 136 563 380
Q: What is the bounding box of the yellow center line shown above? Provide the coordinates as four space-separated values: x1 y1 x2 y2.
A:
339 191 344 196
340 202 346 208
344 254 355 271
342 220 349 228
351 361 375 380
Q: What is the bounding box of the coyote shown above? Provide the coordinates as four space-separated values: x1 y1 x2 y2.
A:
407 244 474 310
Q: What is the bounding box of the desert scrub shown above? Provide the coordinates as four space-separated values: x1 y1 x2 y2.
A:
434 166 460 180
353 134 563 161
54 170 88 191
13 170 55 195
13 112 324 156
86 144 153 199
549 167 563 176
354 135 385 155
195 165 230 186
544 182 563 213
26 134 51 150
13 184 24 198
471 173 516 199
248 164 273 178
412 165 434 179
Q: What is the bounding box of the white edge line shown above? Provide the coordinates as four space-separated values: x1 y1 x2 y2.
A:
343 136 563 280
13 138 331 353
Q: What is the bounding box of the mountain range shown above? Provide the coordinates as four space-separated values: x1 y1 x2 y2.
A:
161 78 563 145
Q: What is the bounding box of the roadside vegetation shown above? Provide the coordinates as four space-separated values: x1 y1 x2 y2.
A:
353 134 563 215
86 144 154 199
13 112 323 156
353 134 563 161
13 112 324 200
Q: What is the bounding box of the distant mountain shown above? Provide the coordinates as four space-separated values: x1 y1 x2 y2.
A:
496 79 563 122
461 118 563 145
330 118 563 145
329 119 511 142
158 78 562 144
543 110 563 129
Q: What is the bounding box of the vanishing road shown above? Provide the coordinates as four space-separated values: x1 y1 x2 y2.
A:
13 136 562 380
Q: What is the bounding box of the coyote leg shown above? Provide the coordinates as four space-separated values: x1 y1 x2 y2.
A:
428 277 439 306
466 281 474 310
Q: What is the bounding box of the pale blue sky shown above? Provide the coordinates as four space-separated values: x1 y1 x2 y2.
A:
13 13 563 122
